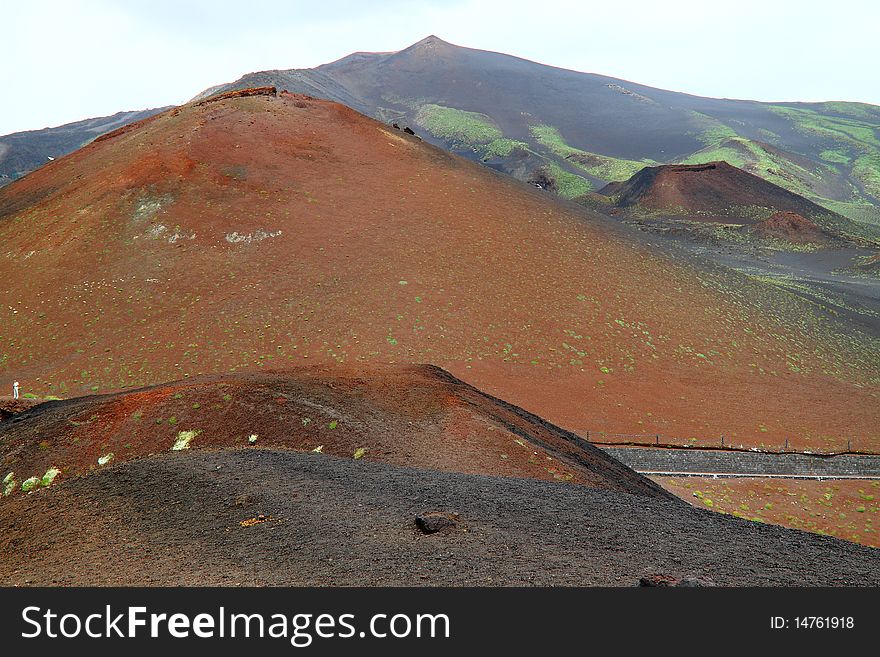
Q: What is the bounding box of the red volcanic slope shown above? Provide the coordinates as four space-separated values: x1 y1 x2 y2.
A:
0 365 669 499
0 89 877 449
600 161 843 224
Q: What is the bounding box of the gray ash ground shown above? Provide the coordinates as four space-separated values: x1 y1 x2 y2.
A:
1 449 877 586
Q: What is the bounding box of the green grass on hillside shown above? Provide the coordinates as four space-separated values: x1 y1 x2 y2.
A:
690 112 739 146
480 138 529 159
545 161 593 198
668 115 880 242
529 124 651 181
770 105 880 198
819 198 880 226
415 104 502 145
685 109 880 224
682 141 750 169
853 153 880 198
819 148 852 164
771 106 879 148
820 102 880 121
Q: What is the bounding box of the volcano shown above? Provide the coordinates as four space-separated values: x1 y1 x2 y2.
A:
200 36 880 231
0 88 877 450
598 161 856 237
8 36 880 230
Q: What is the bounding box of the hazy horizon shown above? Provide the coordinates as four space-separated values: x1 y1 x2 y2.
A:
2 0 879 135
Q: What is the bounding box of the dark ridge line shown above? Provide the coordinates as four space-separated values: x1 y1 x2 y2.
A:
421 364 675 500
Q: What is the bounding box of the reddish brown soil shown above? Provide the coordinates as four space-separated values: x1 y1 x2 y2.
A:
0 92 877 450
656 476 880 548
0 397 39 421
0 365 667 500
601 161 841 225
751 211 833 244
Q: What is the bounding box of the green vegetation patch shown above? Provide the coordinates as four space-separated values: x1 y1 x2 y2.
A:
771 105 879 149
690 112 739 147
41 467 60 487
683 108 880 222
3 472 15 496
817 199 880 226
682 141 750 169
21 477 40 493
480 138 529 159
545 162 593 198
770 105 880 197
819 148 852 164
853 153 880 198
18 467 60 493
820 101 880 120
415 104 502 145
530 124 651 181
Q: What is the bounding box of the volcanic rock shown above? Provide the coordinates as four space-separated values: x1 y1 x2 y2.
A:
415 511 459 534
638 573 679 587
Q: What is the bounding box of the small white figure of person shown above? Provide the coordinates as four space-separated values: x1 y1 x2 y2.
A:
13 381 20 399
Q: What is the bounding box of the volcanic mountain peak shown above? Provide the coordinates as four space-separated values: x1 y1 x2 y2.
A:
8 36 880 235
1 87 878 453
386 34 464 67
410 34 449 48
181 37 880 234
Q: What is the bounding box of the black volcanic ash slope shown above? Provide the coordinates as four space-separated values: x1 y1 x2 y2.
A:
0 107 169 186
1 449 877 586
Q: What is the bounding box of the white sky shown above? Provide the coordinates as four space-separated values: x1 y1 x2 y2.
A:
2 0 879 135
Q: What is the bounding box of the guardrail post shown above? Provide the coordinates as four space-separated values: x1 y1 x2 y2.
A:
720 434 724 447
655 434 659 445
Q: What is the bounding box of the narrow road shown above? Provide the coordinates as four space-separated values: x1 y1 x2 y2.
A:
600 446 880 479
